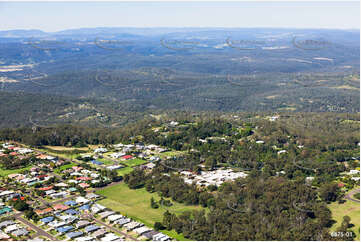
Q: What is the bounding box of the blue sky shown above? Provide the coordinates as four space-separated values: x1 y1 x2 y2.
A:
0 1 359 32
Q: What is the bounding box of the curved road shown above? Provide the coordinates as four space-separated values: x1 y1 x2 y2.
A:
345 187 360 203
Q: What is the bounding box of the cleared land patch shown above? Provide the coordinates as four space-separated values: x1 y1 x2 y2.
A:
96 182 203 240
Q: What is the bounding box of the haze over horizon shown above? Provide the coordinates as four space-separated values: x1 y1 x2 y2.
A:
0 1 359 32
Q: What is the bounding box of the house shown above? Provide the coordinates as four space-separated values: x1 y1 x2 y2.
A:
56 225 74 234
38 186 54 191
124 221 143 231
91 160 103 165
35 207 53 216
305 176 314 184
45 190 56 196
141 163 156 170
0 231 10 240
90 173 100 178
277 150 287 155
133 226 152 235
40 216 54 224
68 179 79 184
91 203 106 213
72 166 83 172
109 152 125 159
75 236 94 241
53 203 70 211
12 228 29 237
48 221 66 228
121 155 133 160
70 172 83 177
98 211 115 219
94 148 108 153
113 143 124 148
107 214 123 223
79 183 90 189
84 225 100 233
4 224 20 233
76 196 90 204
77 177 92 181
55 182 68 188
66 231 83 240
64 209 79 215
64 200 77 206
0 220 15 229
76 220 91 229
114 218 131 227
78 204 90 211
86 193 100 200
106 165 123 170
101 233 120 241
0 191 15 198
92 229 107 238
256 140 265 144
0 207 12 215
50 191 68 199
349 170 360 175
143 231 159 240
153 232 171 241
58 215 78 224
69 187 77 193
149 156 160 162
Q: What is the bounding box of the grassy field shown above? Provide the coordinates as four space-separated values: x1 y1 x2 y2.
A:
328 198 360 241
0 165 32 177
116 167 134 176
96 182 203 240
123 158 148 167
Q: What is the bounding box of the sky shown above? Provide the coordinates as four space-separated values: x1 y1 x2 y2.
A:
0 1 359 32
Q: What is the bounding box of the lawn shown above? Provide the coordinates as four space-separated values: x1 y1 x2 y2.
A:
96 182 203 240
328 199 360 240
0 165 32 177
158 150 185 159
53 162 77 174
117 167 134 176
97 158 115 165
123 158 148 167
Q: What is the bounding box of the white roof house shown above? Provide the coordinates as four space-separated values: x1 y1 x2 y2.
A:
76 196 90 204
107 214 123 222
277 150 287 155
4 224 20 233
133 226 152 235
101 233 120 241
91 203 106 214
94 148 108 153
124 221 143 231
75 236 95 241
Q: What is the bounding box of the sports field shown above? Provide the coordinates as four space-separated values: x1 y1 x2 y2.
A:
123 158 148 167
96 182 203 240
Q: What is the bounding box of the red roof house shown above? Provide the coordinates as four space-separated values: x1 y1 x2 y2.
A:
38 186 54 191
53 204 70 211
121 155 133 160
76 177 92 181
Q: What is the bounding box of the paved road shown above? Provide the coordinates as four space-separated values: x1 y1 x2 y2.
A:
14 213 57 241
345 187 360 203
